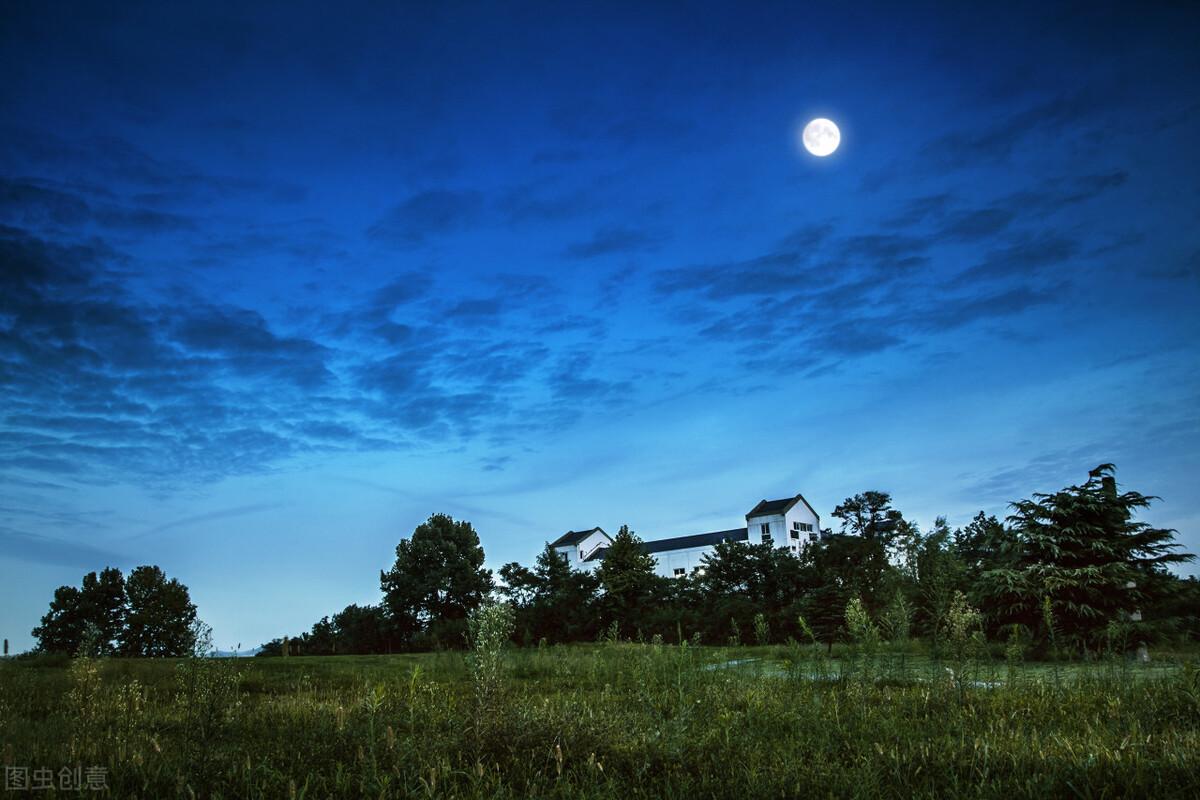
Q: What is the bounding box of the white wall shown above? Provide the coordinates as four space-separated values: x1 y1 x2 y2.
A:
555 528 611 570
747 512 786 548
651 544 720 577
782 500 821 555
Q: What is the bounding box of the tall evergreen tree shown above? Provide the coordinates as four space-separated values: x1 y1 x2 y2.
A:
595 525 659 638
978 464 1193 650
829 491 908 610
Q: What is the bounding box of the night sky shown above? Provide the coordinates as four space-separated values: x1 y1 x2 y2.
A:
2 1 1198 652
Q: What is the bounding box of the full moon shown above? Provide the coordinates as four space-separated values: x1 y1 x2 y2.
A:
801 118 840 157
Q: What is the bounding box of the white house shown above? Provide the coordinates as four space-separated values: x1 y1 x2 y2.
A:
549 492 821 578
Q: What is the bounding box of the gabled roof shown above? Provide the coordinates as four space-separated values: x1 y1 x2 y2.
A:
746 493 820 520
549 527 607 548
641 527 748 555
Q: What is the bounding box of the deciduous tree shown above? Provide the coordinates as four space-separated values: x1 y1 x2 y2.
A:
380 513 493 648
120 566 198 657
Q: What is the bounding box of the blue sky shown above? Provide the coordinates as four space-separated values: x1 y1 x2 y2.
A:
2 1 1198 652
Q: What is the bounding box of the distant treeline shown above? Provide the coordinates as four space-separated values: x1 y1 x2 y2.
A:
262 464 1198 658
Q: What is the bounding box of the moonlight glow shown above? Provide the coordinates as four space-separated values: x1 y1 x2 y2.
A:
801 118 840 157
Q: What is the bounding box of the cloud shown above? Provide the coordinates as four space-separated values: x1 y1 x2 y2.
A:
924 92 1107 168
0 177 195 234
497 182 596 223
128 502 283 541
655 252 810 300
0 526 127 569
563 226 664 259
367 189 484 245
955 233 1079 284
171 306 334 388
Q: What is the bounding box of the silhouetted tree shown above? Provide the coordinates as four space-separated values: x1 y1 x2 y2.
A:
32 585 87 654
32 567 127 654
120 566 198 657
829 491 909 610
333 604 387 653
380 513 492 649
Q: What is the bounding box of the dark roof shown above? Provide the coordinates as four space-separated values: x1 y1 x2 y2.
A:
549 527 606 548
583 546 609 563
640 527 748 555
746 493 820 520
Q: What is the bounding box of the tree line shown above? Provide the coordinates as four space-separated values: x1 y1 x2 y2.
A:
262 464 1197 658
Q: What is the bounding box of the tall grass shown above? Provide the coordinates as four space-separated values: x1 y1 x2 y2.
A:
1 641 1197 798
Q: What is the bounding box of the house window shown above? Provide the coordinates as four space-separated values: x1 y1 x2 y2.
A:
791 521 800 539
760 522 770 542
808 532 818 542
673 567 686 577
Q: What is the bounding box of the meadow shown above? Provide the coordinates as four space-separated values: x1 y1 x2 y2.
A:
2 638 1199 799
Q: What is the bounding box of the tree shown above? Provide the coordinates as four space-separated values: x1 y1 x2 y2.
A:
977 464 1193 651
829 491 909 610
796 532 864 648
698 541 807 643
499 544 601 644
909 519 967 649
120 565 198 657
831 491 906 543
31 585 86 654
31 567 127 654
380 513 493 648
332 604 387 654
953 512 1008 582
595 525 660 638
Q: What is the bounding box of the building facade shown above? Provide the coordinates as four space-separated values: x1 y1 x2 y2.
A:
548 492 821 578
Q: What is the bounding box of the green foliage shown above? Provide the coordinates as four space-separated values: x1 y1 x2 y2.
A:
595 524 660 637
753 612 770 646
380 513 493 649
881 590 912 645
466 602 516 746
977 464 1194 652
499 543 602 644
845 596 880 650
7 645 1198 797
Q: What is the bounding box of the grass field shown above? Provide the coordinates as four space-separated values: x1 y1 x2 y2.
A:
2 642 1199 798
